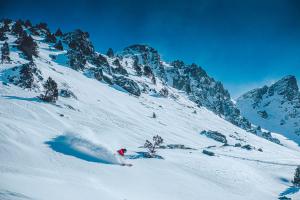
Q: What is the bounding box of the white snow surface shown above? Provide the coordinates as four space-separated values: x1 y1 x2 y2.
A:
0 35 300 200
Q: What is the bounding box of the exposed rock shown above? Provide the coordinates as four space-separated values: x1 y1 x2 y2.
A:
113 76 141 96
200 130 227 144
241 144 253 150
59 89 77 99
202 150 215 156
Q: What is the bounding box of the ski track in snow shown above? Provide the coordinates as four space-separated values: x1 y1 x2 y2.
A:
215 152 300 167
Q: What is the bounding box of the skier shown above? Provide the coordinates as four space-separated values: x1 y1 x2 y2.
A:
117 148 127 157
116 148 132 166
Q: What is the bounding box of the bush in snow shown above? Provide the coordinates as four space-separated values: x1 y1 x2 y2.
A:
40 77 58 103
1 41 10 63
152 112 156 118
17 34 38 60
200 130 227 144
144 135 164 157
106 48 114 58
54 40 64 50
293 166 300 187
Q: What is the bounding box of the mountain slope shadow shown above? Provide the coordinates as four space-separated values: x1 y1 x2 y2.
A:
3 95 41 102
45 135 119 165
279 186 300 197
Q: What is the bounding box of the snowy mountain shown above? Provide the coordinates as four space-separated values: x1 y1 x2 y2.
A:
237 75 300 145
1 19 300 200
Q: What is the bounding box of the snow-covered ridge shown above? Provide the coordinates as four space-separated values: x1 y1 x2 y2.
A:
237 75 300 144
1 19 300 200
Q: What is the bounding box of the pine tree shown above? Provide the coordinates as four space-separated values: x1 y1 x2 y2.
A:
19 61 35 88
18 34 38 60
36 22 49 31
40 77 58 103
54 40 63 50
11 20 24 36
293 166 300 187
0 27 8 41
1 41 10 63
24 19 32 27
106 48 114 58
2 19 11 32
68 50 86 70
55 28 63 36
45 33 57 43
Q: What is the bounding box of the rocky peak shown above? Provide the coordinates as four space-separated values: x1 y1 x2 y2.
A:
237 75 300 142
269 75 299 100
63 29 94 56
122 44 161 66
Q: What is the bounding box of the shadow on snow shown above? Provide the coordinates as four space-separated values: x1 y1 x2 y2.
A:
45 135 118 165
280 186 300 197
3 95 41 102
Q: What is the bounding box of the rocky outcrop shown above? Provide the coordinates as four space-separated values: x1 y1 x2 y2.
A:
200 130 228 144
113 76 141 96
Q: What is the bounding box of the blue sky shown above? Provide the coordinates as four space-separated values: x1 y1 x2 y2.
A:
2 0 300 97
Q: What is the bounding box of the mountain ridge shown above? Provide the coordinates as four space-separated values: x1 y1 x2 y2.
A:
0 19 251 130
237 75 300 144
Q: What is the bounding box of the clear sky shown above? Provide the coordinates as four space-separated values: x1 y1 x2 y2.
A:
2 0 300 97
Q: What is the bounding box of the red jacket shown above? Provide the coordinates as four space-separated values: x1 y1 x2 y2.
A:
117 149 126 156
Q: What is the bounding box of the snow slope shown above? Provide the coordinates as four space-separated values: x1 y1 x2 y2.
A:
1 26 300 200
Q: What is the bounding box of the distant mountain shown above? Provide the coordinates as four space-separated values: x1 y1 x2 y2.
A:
237 75 300 144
